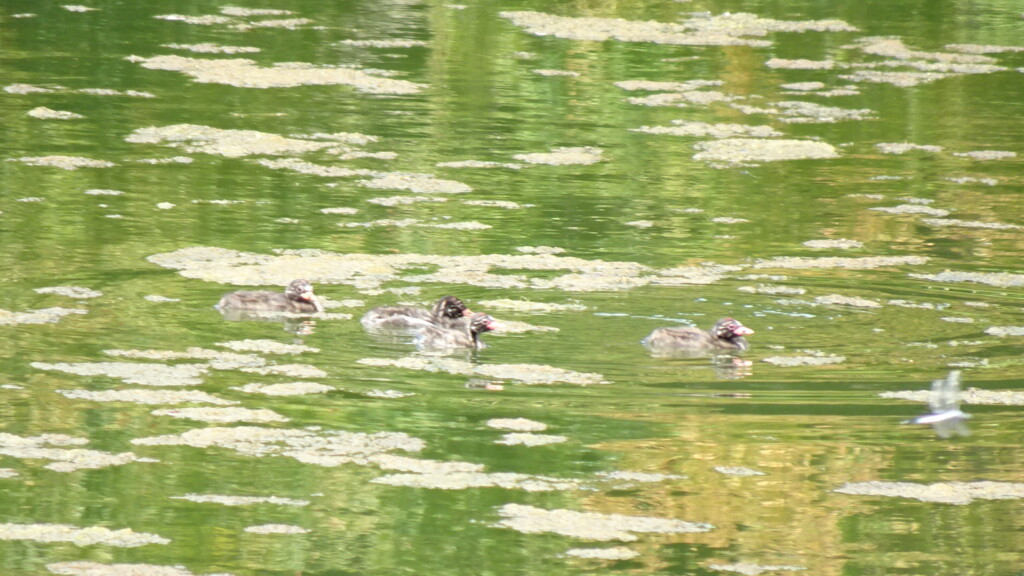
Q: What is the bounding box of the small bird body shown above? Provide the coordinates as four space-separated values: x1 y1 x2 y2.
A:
905 370 971 438
643 317 754 356
415 313 498 350
361 296 471 332
216 279 323 314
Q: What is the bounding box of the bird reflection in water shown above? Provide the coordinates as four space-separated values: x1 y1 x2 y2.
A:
904 370 971 438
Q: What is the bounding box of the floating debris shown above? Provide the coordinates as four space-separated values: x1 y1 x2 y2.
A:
47 561 215 575
85 189 125 196
358 172 472 194
814 294 882 308
952 150 1017 160
62 5 99 12
367 195 448 206
763 355 845 366
34 286 103 299
170 493 309 507
738 285 806 296
32 361 209 386
711 216 749 224
437 160 523 170
163 42 261 54
0 307 87 325
27 107 84 120
625 220 654 228
132 55 424 94
363 389 415 399
231 382 334 396
0 432 148 473
693 139 839 165
985 326 1024 337
58 389 236 405
802 239 863 249
126 124 342 158
0 469 18 479
320 207 360 215
372 471 584 492
462 199 529 209
495 433 568 446
476 299 586 313
244 524 309 535
921 218 1019 230
487 418 548 431
564 547 640 560
765 58 835 69
0 524 169 547
151 407 288 423
513 146 604 166
358 356 607 386
833 481 1024 505
103 347 264 370
708 562 806 575
501 11 855 48
911 270 1024 288
945 176 998 186
876 142 944 154
882 388 1024 406
216 339 318 355
754 255 926 270
633 122 781 138
133 426 424 466
494 503 713 541
338 39 428 48
775 101 874 123
871 204 950 216
9 156 116 170
144 295 180 303
713 466 766 476
533 69 579 77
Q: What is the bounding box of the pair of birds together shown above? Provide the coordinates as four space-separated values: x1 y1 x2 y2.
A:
216 279 756 353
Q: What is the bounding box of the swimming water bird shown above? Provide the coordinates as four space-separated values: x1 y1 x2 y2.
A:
642 317 754 356
415 312 498 350
216 279 323 314
361 295 471 332
903 370 971 438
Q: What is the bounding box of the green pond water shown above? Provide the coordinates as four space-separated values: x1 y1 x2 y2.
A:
2 0 1023 574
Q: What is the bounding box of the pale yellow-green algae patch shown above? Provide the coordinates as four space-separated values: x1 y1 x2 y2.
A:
132 426 424 465
713 466 766 477
216 339 318 355
126 124 342 158
533 69 580 77
802 239 863 249
132 55 424 94
495 503 713 541
367 195 448 206
358 356 608 386
146 246 667 293
693 139 839 166
58 389 237 406
0 433 149 473
151 407 289 424
813 294 883 308
103 347 265 370
163 42 261 54
753 255 927 270
738 285 806 296
367 454 484 474
774 101 874 123
9 156 116 170
564 547 640 560
833 481 1024 504
239 364 327 378
495 433 568 446
766 58 836 70
762 354 845 366
633 121 781 138
35 286 103 298
871 204 950 216
47 561 224 575
487 418 548 431
880 388 1024 406
501 11 855 47
338 39 429 48
244 524 310 534
437 159 524 169
0 307 87 325
0 524 169 547
171 493 309 506
910 270 1024 288
876 142 944 154
513 146 604 166
708 562 806 575
359 172 473 193
985 326 1024 337
32 361 209 386
952 150 1017 160
0 469 19 479
28 107 84 120
921 218 1020 230
372 471 585 492
231 382 334 396
477 300 586 314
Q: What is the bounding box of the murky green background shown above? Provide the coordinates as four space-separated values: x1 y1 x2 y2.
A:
2 0 1023 575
